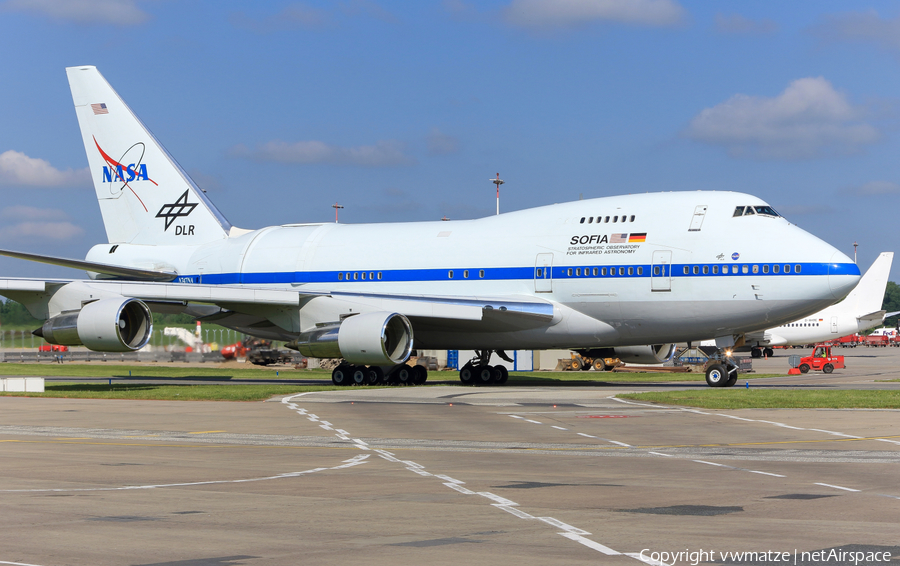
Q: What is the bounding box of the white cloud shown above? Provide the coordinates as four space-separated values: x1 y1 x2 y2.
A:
427 128 460 155
714 13 777 35
0 150 90 188
811 11 900 52
232 140 415 167
1 0 150 26
0 207 84 241
230 3 330 32
842 180 900 196
502 0 684 30
684 77 880 160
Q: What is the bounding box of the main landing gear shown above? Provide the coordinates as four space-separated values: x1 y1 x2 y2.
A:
458 349 509 386
704 351 739 388
331 362 428 387
750 347 774 358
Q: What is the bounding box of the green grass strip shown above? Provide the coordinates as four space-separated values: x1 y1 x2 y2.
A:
0 383 353 401
619 389 900 409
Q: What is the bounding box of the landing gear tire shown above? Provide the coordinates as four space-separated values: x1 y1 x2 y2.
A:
724 373 738 387
351 365 367 386
332 364 351 386
495 365 509 384
705 364 728 387
413 364 428 385
366 366 384 385
751 348 761 358
798 364 810 374
459 363 474 384
394 365 413 385
823 363 834 374
477 365 495 385
764 348 774 357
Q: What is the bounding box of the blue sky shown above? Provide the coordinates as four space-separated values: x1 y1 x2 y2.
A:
0 0 898 281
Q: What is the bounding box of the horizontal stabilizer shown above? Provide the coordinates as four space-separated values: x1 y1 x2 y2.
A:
885 311 900 319
857 310 887 323
0 249 177 282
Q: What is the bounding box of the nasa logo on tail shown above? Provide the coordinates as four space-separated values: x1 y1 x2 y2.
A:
93 137 157 212
156 190 197 235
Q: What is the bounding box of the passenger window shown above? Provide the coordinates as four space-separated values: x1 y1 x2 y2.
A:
702 265 709 274
733 206 744 217
630 215 635 222
448 270 454 278
369 272 374 280
742 265 749 274
588 217 593 223
602 267 607 276
536 268 542 278
637 267 643 275
713 265 719 274
605 216 610 223
354 273 359 280
613 216 618 223
576 268 581 276
795 265 801 273
338 273 344 280
580 217 585 224
619 267 625 276
378 272 383 280
361 272 367 280
762 265 769 274
752 265 759 274
592 267 598 276
597 217 602 223
628 267 634 275
479 270 484 278
773 265 779 274
732 266 739 274
610 268 615 276
653 266 660 276
567 268 572 276
683 266 689 275
692 265 699 275
464 270 469 278
784 264 790 273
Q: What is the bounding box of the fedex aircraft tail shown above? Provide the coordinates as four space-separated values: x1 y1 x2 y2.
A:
842 251 893 318
66 66 231 246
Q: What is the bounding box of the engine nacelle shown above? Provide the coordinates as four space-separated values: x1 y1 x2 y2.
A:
39 298 153 352
293 312 413 365
581 344 676 365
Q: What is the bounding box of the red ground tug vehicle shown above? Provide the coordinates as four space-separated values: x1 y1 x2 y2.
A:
797 344 845 374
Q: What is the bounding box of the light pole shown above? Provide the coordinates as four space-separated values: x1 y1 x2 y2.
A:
332 203 344 223
853 241 858 264
491 173 504 215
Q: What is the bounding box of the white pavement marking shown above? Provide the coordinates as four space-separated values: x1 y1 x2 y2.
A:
509 415 524 419
693 460 727 467
815 482 860 492
281 392 652 562
608 440 631 447
648 451 673 457
577 433 596 438
749 470 786 478
0 561 49 566
0 454 370 493
551 426 568 430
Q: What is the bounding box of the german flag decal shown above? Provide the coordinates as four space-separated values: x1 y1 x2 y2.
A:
628 233 647 243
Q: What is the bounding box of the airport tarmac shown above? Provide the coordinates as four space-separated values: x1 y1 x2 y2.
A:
1 348 899 565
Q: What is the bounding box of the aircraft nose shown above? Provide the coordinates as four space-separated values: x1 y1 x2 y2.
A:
828 250 860 300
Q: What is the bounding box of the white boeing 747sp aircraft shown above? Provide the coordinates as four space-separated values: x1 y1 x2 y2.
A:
0 66 861 388
737 252 897 356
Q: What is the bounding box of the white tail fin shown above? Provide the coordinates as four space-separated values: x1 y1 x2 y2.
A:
66 66 231 245
842 252 894 316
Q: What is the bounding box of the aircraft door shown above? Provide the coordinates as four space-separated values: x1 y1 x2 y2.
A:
688 205 708 232
535 253 553 293
831 316 838 333
651 250 672 292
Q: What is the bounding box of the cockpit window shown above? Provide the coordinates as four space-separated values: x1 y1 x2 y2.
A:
753 206 780 217
743 206 755 215
733 206 744 217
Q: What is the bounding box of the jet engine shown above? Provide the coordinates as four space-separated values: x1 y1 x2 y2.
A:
292 311 413 366
580 344 676 365
36 297 153 352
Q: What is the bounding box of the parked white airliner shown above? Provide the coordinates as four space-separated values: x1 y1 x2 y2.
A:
740 252 897 355
0 66 861 388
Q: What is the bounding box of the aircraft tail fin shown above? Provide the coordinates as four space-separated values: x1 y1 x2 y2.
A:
843 252 894 317
66 66 232 246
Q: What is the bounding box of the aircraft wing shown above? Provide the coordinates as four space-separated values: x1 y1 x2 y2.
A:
0 278 556 335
